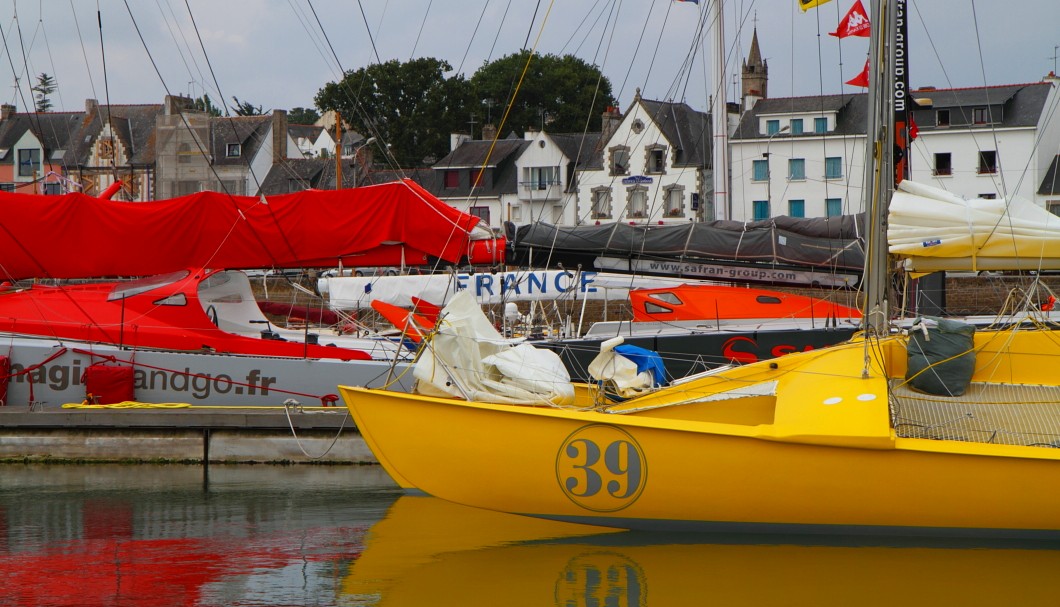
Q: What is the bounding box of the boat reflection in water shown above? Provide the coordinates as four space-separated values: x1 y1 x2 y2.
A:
0 464 399 607
345 496 1060 606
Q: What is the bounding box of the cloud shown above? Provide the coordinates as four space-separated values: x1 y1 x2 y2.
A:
0 0 1056 114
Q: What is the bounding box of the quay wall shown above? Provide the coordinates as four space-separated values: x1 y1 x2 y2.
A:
0 409 376 464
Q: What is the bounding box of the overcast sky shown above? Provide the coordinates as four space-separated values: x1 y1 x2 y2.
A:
1 1 1057 120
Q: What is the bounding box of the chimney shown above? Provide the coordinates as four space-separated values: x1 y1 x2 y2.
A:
481 123 497 141
272 109 288 164
0 104 14 121
450 132 470 151
85 98 98 115
164 95 193 115
601 106 622 141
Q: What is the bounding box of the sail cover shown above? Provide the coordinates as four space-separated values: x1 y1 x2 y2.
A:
889 180 1060 273
0 179 501 280
508 213 865 274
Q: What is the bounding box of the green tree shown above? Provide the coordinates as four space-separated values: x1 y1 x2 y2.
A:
315 57 475 166
288 107 321 125
192 93 222 117
32 73 57 113
470 51 616 136
231 97 265 116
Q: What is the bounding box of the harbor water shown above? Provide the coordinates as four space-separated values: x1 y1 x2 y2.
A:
2 463 1059 606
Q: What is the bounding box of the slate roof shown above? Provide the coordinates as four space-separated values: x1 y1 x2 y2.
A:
66 104 164 165
430 138 529 198
0 112 82 164
550 132 603 170
911 82 1052 130
733 82 1050 143
256 156 372 194
288 124 325 142
362 167 434 189
637 97 712 168
341 131 366 147
732 93 866 140
210 115 272 165
433 138 528 170
257 158 326 194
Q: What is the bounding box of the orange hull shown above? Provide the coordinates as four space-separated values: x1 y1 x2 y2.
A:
630 284 861 322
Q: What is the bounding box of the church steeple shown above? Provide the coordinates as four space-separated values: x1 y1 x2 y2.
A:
742 27 768 109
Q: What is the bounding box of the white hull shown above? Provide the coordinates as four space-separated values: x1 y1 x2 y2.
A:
1 334 412 408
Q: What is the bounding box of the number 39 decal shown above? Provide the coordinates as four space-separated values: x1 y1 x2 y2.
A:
556 425 646 512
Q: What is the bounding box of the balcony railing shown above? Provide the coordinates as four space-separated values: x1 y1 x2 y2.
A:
517 180 562 201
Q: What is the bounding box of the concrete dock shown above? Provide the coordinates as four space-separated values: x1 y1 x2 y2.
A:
0 404 376 464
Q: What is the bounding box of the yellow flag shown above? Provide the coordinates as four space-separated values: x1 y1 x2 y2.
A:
799 0 833 11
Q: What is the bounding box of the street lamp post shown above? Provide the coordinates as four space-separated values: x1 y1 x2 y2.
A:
763 125 790 216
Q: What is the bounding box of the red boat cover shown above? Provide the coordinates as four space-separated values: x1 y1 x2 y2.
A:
83 364 136 405
0 179 497 280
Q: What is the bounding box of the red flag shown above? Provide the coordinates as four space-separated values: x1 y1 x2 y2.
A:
846 58 869 87
909 113 919 140
829 0 871 38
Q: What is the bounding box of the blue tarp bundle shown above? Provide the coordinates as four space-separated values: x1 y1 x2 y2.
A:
614 344 667 387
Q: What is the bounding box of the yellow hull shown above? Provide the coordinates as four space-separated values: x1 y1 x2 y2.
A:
343 496 1060 607
340 329 1060 536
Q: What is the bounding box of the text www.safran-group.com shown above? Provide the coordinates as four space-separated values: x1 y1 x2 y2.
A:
645 261 798 282
8 361 278 401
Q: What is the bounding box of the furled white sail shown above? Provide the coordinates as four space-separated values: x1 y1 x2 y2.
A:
889 180 1060 273
412 291 575 405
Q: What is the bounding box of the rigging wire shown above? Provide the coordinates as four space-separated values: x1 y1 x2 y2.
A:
355 0 382 65
969 0 1007 198
121 0 295 274
27 3 80 190
152 0 201 97
0 7 55 195
612 0 653 105
455 0 489 76
68 0 101 110
304 0 402 176
286 0 339 75
557 0 607 57
639 0 674 96
484 0 512 62
95 1 117 181
179 0 268 194
409 0 433 62
521 0 543 52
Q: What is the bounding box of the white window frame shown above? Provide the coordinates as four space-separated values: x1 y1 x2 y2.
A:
627 186 648 218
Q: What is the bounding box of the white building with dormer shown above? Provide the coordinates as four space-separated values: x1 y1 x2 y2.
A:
730 78 1060 221
506 127 601 226
574 90 713 225
731 93 868 221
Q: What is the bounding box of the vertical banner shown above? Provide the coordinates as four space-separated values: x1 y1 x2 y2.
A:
892 0 910 184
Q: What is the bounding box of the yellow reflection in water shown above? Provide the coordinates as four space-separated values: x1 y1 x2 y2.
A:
343 496 1060 607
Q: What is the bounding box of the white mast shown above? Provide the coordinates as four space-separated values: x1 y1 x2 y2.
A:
710 0 730 220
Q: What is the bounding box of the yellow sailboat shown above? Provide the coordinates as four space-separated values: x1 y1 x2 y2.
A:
340 0 1060 537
